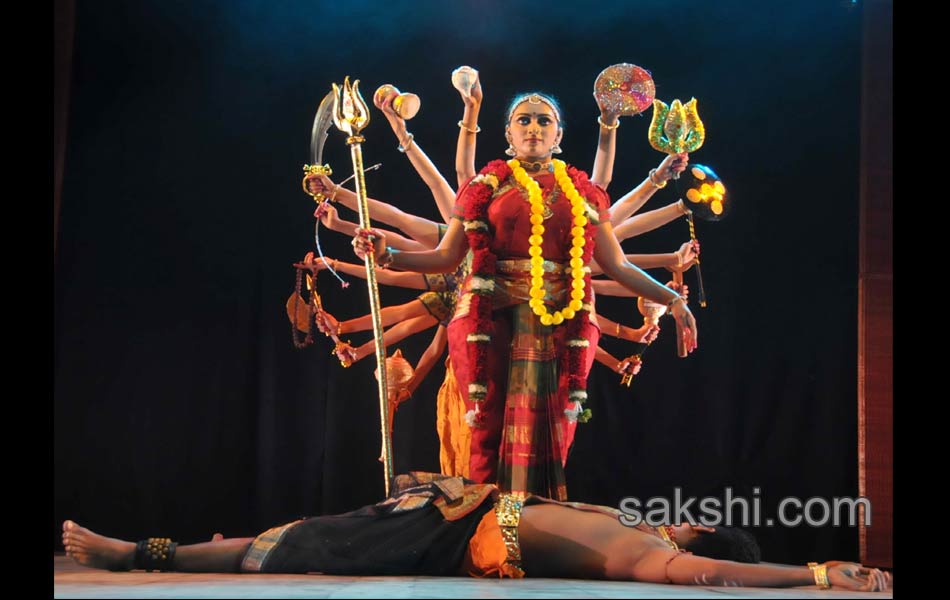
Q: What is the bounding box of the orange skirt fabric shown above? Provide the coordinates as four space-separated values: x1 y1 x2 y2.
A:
436 360 471 478
462 509 525 579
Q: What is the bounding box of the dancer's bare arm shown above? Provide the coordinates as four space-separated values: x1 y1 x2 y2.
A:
608 154 688 225
613 200 690 241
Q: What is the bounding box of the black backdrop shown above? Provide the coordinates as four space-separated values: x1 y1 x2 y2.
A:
54 0 869 564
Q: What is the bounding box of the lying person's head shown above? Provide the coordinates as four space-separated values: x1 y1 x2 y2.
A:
671 523 761 563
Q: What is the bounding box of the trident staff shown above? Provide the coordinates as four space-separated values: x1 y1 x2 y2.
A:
320 77 394 495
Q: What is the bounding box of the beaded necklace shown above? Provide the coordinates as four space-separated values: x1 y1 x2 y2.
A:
509 158 588 326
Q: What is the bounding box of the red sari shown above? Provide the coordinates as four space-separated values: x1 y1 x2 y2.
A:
447 167 609 500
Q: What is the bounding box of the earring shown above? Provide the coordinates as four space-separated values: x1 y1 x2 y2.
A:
505 143 517 157
551 142 563 154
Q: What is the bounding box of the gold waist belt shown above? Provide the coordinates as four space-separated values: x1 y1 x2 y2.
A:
494 492 526 576
496 258 567 275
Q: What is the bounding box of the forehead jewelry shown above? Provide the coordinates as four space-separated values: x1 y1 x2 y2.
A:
509 94 561 123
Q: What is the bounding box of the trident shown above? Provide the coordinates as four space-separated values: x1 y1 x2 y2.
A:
329 77 394 495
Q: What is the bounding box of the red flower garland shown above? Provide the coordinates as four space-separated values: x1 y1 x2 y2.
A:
462 160 509 407
563 165 598 422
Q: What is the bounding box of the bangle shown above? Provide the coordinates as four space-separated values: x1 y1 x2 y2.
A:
615 322 621 337
648 168 668 189
329 184 341 202
377 246 398 269
597 115 620 130
666 295 685 310
457 120 481 133
397 133 415 153
807 562 831 589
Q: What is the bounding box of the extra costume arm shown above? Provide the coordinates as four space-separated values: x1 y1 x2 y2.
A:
407 325 449 395
613 201 689 242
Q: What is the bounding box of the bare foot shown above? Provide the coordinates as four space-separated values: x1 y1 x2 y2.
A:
62 520 136 571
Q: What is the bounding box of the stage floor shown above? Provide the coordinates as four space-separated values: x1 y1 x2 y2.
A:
53 555 891 598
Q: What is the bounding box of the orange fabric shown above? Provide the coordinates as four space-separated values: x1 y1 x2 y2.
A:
463 509 525 578
436 360 471 478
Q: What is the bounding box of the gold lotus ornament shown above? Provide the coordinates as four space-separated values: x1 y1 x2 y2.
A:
332 76 370 139
648 97 706 154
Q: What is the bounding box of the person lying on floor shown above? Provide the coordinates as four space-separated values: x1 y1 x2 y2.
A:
62 472 890 592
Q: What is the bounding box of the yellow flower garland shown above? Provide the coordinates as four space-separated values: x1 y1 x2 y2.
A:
508 158 588 326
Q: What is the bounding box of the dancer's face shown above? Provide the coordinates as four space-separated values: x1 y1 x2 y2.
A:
506 101 562 162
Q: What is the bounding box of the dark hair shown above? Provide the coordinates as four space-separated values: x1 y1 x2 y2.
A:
683 527 761 563
505 92 565 127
